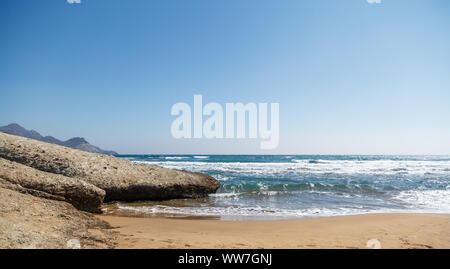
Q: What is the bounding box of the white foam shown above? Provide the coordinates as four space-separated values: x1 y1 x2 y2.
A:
209 192 243 198
164 156 188 160
134 159 450 177
392 189 450 212
115 203 424 220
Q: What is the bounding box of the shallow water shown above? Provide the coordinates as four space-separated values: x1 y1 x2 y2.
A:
107 155 450 220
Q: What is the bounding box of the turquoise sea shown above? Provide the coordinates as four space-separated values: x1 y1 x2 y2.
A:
108 155 450 220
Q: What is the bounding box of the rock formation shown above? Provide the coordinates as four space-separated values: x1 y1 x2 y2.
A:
0 131 220 249
0 158 104 213
0 187 116 249
0 132 220 201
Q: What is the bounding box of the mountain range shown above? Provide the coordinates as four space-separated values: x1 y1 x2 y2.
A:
0 123 118 155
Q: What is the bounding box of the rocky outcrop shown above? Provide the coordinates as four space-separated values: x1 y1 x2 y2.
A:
0 158 105 213
0 187 117 249
0 132 220 202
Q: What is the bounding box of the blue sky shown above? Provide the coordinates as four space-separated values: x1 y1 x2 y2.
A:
1 0 449 154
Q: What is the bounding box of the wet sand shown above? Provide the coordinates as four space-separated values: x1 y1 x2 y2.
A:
98 213 450 249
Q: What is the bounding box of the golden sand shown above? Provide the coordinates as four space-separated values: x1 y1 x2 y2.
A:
98 213 450 249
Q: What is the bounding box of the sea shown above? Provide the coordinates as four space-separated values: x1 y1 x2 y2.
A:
106 155 450 220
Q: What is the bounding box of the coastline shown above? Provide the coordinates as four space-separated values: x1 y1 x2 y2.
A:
98 213 450 249
0 133 220 249
1 133 449 249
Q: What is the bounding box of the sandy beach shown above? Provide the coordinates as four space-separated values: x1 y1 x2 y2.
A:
98 213 450 249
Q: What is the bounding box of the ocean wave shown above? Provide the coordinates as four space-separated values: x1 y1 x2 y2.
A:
115 204 363 218
209 192 243 198
114 203 440 220
126 156 450 219
164 156 188 160
134 159 450 177
392 189 450 212
292 159 328 164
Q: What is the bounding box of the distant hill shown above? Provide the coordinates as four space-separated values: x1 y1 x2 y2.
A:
0 123 118 155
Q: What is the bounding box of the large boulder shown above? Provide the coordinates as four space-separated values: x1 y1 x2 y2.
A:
0 132 220 201
0 158 105 213
0 187 116 249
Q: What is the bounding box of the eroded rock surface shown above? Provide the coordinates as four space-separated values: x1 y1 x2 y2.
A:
0 132 220 201
0 187 116 249
0 158 105 213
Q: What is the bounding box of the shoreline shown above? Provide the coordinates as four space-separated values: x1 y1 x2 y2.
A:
98 213 450 249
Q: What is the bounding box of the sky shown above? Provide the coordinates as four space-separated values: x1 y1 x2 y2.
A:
0 0 449 154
